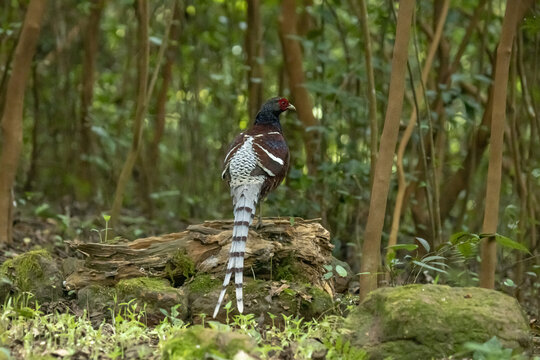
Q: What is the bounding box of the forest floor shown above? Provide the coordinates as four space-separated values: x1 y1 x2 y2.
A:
1 213 365 359
1 210 539 359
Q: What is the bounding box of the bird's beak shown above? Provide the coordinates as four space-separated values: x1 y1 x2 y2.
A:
287 104 296 111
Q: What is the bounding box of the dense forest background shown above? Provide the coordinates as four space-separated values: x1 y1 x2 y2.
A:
0 0 539 312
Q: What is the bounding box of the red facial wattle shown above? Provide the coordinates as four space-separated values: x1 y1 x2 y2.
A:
278 98 289 111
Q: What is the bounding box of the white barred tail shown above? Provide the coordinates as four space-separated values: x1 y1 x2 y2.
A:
213 183 260 318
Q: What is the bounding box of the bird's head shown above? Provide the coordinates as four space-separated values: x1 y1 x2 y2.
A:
255 97 296 126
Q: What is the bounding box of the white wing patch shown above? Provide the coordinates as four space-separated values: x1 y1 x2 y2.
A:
253 143 284 165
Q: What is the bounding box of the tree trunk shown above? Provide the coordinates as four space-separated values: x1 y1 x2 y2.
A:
78 0 105 200
245 0 263 120
359 0 415 300
65 218 335 293
110 0 149 225
0 0 48 244
479 0 531 289
278 0 319 175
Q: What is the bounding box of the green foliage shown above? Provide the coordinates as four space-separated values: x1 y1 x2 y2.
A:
385 230 531 288
462 337 527 360
161 325 254 360
0 293 365 360
323 264 348 280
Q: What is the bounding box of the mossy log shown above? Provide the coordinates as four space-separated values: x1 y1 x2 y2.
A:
66 218 335 294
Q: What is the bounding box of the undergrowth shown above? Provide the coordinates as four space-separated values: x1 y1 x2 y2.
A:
0 293 365 360
1 293 532 359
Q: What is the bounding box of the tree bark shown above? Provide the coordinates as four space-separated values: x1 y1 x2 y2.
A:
278 0 319 175
0 0 48 244
480 0 531 289
359 0 415 300
78 0 105 199
110 0 149 225
245 0 263 120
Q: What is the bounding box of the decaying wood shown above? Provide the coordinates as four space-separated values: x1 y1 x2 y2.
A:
66 218 334 293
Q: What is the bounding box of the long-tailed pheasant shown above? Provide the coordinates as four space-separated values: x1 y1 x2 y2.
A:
213 97 295 318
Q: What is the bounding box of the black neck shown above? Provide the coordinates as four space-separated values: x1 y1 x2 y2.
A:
254 111 282 131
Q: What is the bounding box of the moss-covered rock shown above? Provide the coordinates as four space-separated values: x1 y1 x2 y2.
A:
0 250 63 303
345 284 531 359
115 277 188 325
161 325 256 360
187 273 334 324
77 284 116 315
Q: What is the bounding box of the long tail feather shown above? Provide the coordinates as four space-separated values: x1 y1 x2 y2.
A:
213 184 260 318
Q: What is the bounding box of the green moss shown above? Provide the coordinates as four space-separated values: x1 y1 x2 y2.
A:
162 325 254 360
116 277 173 295
187 274 220 294
244 279 265 294
113 277 188 325
306 286 333 314
165 250 195 284
274 255 308 282
0 250 51 292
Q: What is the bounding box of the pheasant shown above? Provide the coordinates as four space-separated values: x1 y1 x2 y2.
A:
213 97 295 318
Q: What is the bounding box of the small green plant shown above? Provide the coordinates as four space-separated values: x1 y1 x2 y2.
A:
323 264 348 280
461 336 526 360
224 300 233 324
385 231 530 286
324 335 366 360
159 304 184 327
1 293 371 360
92 213 112 243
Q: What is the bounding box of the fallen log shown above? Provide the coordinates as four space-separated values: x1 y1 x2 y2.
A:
66 218 338 295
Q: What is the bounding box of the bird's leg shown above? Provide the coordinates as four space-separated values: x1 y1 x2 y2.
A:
256 201 263 229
